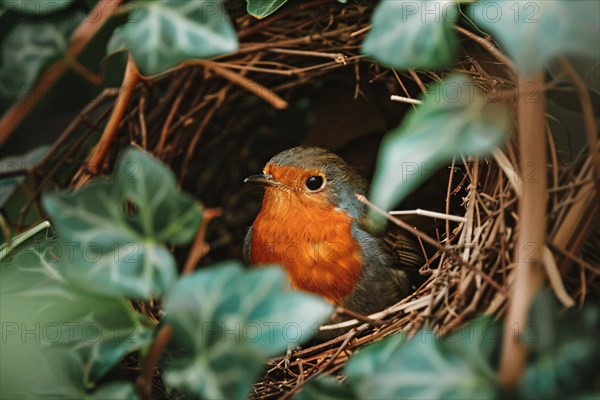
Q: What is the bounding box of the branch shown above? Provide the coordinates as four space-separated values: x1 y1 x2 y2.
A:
196 60 289 110
181 208 222 275
499 72 547 389
0 0 124 145
558 58 600 202
74 56 140 187
137 325 172 400
137 207 220 400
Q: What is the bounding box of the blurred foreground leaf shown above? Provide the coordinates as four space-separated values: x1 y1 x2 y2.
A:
0 239 151 398
108 0 238 75
0 12 84 108
29 351 137 399
369 73 511 220
0 0 75 15
345 316 500 399
518 290 600 399
42 147 202 299
0 145 50 209
162 262 333 399
295 376 357 400
469 0 600 76
362 0 459 70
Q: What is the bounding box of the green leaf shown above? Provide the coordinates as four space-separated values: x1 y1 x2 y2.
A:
31 350 137 399
89 381 138 400
294 376 358 400
345 320 500 399
468 0 600 76
362 0 459 70
0 12 84 106
0 145 50 208
518 289 600 399
108 0 238 75
1 239 151 397
42 146 202 299
369 73 511 219
246 0 288 19
162 262 333 399
1 0 75 15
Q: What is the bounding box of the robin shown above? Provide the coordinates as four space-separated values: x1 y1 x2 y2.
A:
244 146 423 316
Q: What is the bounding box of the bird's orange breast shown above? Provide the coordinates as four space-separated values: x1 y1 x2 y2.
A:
250 187 363 305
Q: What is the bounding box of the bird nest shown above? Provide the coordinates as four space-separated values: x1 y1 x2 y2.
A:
13 1 599 398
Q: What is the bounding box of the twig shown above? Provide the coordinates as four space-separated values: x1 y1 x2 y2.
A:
551 140 599 272
350 24 372 37
335 307 384 327
138 95 148 149
492 148 522 197
389 208 467 223
548 242 600 276
445 159 456 241
356 194 505 293
74 56 140 187
156 71 194 154
454 25 517 75
408 70 427 94
180 61 288 109
391 69 419 112
137 208 220 399
0 0 124 144
137 325 172 400
541 246 575 308
269 48 347 64
390 95 423 105
181 208 222 276
558 58 600 201
499 72 547 390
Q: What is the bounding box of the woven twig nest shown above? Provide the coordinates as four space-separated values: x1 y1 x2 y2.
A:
16 2 598 398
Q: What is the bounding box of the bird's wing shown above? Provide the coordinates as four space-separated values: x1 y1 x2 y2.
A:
356 215 425 270
243 226 252 265
383 229 425 269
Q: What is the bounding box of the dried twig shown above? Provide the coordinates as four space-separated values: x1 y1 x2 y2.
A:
0 0 125 144
499 72 547 389
74 56 141 187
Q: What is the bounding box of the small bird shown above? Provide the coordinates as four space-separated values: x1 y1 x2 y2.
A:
244 146 423 316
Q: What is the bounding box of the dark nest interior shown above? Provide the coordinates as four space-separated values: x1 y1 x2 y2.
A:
9 1 599 398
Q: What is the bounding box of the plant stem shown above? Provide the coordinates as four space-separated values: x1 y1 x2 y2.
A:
137 325 172 400
181 208 222 275
0 0 124 145
74 56 140 187
499 72 547 389
137 208 220 399
558 58 600 204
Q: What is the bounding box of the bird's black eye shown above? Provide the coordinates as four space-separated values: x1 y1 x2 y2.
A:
305 175 324 191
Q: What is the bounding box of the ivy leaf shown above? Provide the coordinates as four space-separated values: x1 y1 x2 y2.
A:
108 0 238 75
468 0 600 76
518 290 600 399
42 147 202 299
0 12 84 107
246 0 288 19
369 73 510 220
0 145 50 208
162 262 333 399
0 0 75 15
32 351 138 399
362 0 459 70
345 319 500 399
0 239 151 397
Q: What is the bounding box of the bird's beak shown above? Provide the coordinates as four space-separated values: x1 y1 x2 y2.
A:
244 174 284 188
